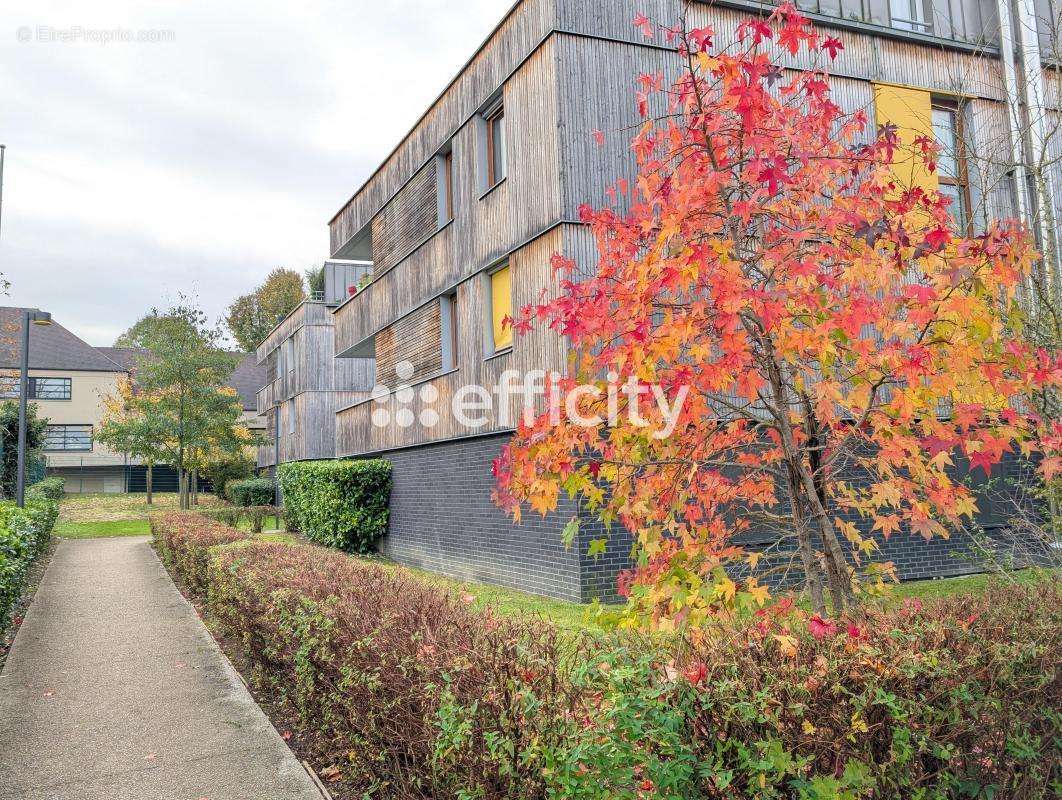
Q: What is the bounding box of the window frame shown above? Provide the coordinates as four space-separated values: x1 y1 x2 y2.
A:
0 376 73 400
931 99 972 234
436 146 455 228
440 290 460 372
30 377 72 400
889 0 933 34
483 101 506 190
43 424 93 452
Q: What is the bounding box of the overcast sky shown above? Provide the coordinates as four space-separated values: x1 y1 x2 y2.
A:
0 0 511 346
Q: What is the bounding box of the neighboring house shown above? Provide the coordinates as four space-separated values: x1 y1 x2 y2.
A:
0 306 272 495
263 0 1062 601
0 307 130 493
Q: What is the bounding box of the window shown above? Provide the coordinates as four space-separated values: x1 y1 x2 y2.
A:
484 102 506 188
32 377 72 400
890 0 932 33
932 103 970 231
441 291 459 371
488 264 512 352
437 149 454 227
0 377 72 400
44 424 92 451
284 338 295 387
287 399 296 435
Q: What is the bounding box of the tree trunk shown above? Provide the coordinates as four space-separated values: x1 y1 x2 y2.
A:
794 458 852 616
146 463 153 505
178 469 188 510
786 464 826 615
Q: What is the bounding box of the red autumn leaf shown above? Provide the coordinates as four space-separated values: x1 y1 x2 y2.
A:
809 615 838 640
822 36 844 59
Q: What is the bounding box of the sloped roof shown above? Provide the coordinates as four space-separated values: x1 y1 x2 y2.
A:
99 346 266 411
228 353 269 411
95 346 145 372
0 307 127 372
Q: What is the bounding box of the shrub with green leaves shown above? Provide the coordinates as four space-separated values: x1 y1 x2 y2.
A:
26 476 65 502
225 477 274 507
0 499 59 626
278 459 391 552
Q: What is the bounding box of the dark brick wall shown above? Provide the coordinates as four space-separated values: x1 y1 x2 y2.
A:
378 433 587 602
377 434 1045 604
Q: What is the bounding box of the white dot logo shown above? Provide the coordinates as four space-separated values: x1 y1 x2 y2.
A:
370 360 441 429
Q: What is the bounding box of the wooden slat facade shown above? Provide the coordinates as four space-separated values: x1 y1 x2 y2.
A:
325 0 1047 461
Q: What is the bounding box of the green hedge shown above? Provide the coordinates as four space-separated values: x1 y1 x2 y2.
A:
0 499 59 627
278 459 391 552
26 476 65 502
225 478 274 507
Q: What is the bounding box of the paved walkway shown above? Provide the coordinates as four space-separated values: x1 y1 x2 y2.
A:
0 536 321 800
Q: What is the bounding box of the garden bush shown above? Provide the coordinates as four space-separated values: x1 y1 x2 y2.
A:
150 512 248 596
225 477 274 507
278 459 391 552
26 476 65 502
0 499 59 627
153 511 1061 799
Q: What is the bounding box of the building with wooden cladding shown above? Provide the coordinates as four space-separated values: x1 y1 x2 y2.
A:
255 261 375 471
263 0 1061 601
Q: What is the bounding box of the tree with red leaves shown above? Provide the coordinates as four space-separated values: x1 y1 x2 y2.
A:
493 5 1059 628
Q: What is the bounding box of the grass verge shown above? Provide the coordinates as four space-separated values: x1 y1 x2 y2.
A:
56 519 152 538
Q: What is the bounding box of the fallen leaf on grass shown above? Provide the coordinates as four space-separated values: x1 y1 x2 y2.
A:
281 731 292 741
319 765 342 781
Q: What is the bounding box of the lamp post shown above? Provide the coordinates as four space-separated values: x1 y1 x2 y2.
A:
16 309 52 507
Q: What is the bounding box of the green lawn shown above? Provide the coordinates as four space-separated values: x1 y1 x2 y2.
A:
56 519 151 539
892 569 1052 602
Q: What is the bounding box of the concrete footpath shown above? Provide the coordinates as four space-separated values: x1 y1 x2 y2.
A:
0 536 321 800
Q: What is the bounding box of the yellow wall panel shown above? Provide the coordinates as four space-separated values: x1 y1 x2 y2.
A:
872 83 939 194
490 265 513 351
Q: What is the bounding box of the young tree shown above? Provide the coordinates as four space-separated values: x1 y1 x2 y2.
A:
225 268 306 352
0 401 47 499
123 301 244 509
493 5 1059 627
96 376 169 504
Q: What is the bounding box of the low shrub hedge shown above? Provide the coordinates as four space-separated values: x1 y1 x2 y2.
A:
26 476 65 501
152 512 1061 800
0 499 59 626
278 459 391 552
225 478 275 507
200 505 279 533
150 512 247 597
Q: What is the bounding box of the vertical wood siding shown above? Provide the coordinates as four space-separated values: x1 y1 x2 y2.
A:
336 227 570 457
332 36 562 359
375 300 443 387
371 160 439 277
328 0 557 256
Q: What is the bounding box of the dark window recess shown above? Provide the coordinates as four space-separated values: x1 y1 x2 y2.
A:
485 104 506 187
44 424 93 451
